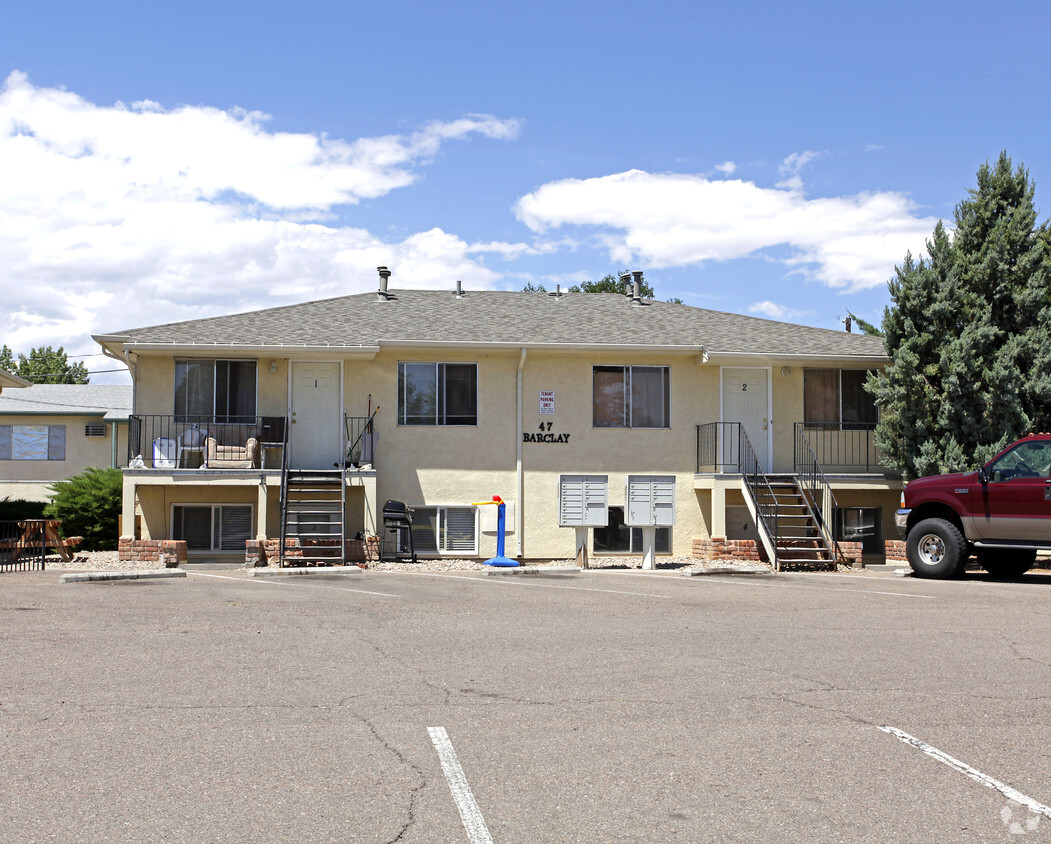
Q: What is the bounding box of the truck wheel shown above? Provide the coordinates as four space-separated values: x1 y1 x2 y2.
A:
907 518 967 578
977 549 1036 580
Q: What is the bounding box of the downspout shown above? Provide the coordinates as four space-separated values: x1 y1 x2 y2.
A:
516 347 527 557
110 421 117 468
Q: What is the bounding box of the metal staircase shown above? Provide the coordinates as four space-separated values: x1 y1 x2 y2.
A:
280 468 346 566
758 475 836 571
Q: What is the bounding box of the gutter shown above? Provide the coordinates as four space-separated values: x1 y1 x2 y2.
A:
516 347 527 558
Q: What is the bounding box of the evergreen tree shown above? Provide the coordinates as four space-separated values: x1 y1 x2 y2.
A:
523 271 684 301
0 345 90 384
869 153 1050 479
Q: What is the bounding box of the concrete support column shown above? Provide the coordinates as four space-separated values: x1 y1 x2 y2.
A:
711 486 727 538
640 526 657 570
256 477 268 539
121 475 137 540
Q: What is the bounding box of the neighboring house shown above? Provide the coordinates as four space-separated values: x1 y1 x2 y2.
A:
0 368 31 393
93 270 900 566
0 384 132 502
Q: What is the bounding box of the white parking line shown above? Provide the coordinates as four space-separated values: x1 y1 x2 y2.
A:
428 726 494 844
380 570 673 599
186 571 400 597
691 576 934 600
879 726 1051 818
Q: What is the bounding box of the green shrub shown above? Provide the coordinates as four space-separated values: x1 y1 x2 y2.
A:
45 467 122 551
0 498 48 521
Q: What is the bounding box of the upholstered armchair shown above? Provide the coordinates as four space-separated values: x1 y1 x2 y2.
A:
205 434 260 469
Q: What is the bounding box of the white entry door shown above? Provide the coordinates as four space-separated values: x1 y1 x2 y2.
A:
722 368 770 470
290 362 341 469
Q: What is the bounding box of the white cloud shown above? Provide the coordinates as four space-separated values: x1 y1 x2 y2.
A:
0 72 523 376
514 169 937 292
714 161 737 175
748 301 814 320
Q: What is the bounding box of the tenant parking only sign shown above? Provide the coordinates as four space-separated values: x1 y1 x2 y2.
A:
539 390 555 414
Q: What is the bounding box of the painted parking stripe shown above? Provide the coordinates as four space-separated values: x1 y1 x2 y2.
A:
186 571 400 598
879 726 1051 818
693 576 933 599
428 726 494 844
381 570 673 599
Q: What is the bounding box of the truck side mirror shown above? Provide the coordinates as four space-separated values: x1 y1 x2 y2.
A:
977 466 990 484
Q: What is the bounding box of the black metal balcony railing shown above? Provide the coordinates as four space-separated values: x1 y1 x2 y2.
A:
128 415 287 469
344 414 378 468
793 423 894 475
696 422 746 473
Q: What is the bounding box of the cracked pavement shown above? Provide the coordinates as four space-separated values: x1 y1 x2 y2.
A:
2 567 1050 841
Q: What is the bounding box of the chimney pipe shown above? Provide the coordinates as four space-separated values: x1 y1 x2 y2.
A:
631 270 644 304
377 266 391 300
619 271 632 297
453 280 464 298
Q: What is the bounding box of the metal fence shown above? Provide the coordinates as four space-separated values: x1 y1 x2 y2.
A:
0 519 47 572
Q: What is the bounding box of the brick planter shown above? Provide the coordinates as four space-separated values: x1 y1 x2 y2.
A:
245 536 380 567
885 539 907 561
692 536 766 562
118 538 187 566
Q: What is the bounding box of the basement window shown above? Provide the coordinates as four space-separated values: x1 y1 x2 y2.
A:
172 504 252 552
593 506 670 554
410 506 478 555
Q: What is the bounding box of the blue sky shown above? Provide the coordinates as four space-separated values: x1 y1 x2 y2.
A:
2 0 1048 382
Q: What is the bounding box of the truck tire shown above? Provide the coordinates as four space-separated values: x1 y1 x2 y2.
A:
977 549 1036 580
907 518 967 578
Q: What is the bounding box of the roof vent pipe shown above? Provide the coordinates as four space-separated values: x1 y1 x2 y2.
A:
547 283 563 300
631 270 644 305
377 266 391 301
453 280 465 298
620 271 632 297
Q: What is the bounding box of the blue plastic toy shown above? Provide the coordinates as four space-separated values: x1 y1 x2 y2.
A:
472 496 518 567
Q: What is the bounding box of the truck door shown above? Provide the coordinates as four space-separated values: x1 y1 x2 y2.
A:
975 440 1051 541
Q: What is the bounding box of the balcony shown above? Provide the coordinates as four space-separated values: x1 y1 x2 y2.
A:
127 415 287 470
696 422 898 478
792 423 898 478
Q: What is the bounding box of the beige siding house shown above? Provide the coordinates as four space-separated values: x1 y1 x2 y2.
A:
0 384 132 502
94 272 900 566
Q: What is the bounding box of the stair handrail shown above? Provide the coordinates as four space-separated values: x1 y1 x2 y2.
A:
793 423 842 564
737 426 780 570
278 412 291 567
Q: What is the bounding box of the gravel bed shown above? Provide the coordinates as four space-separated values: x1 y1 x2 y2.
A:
42 550 773 574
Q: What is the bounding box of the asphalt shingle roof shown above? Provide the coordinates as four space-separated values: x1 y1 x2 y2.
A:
0 384 133 419
99 290 886 359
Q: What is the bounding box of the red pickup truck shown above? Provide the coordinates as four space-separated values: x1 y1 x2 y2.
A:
896 434 1051 578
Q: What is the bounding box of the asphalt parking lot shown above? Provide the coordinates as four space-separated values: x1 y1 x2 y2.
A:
2 565 1050 843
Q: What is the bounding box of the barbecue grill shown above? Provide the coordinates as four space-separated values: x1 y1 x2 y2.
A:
381 500 417 563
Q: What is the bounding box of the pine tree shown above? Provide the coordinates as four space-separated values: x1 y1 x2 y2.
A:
869 153 1050 479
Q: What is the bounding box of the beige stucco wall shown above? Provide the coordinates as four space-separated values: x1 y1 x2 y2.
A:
0 414 128 489
123 346 893 558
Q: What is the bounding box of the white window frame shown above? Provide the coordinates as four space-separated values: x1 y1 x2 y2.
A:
174 358 259 422
171 503 254 553
592 365 670 429
0 424 66 460
397 362 478 427
409 505 479 556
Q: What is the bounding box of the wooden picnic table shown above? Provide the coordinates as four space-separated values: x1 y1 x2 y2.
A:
11 519 82 561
